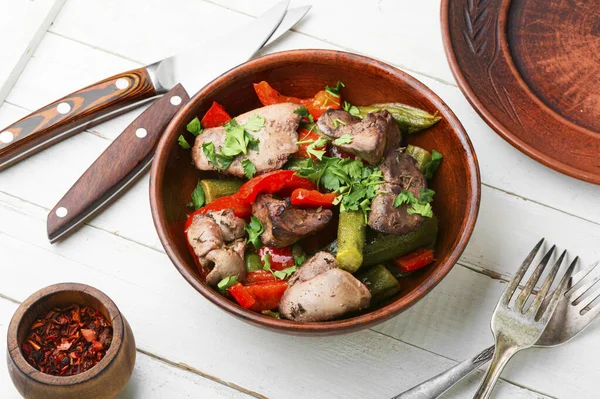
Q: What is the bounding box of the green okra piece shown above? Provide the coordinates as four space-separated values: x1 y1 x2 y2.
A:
357 103 441 134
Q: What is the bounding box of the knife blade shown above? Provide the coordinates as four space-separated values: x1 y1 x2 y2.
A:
0 0 290 172
47 5 311 243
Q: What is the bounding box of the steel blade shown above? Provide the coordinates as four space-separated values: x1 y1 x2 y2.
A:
265 5 310 47
149 0 289 94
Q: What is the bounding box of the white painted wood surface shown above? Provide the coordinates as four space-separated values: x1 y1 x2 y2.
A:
1 1 599 398
0 0 65 103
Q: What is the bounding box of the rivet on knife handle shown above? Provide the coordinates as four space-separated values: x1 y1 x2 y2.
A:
47 84 190 243
0 67 158 171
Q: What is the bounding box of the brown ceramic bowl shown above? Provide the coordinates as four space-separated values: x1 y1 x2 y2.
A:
7 283 136 399
150 50 480 335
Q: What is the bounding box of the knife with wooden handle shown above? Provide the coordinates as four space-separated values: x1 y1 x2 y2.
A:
0 0 291 172
0 69 159 171
46 4 311 242
47 84 189 242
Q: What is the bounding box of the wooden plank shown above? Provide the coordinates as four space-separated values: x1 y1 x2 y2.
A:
0 299 254 399
0 192 553 399
49 0 455 83
0 0 65 103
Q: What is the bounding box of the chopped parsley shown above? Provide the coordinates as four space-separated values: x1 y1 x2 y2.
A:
343 101 361 117
188 180 205 210
217 276 238 293
242 159 257 179
408 202 433 218
186 117 203 136
262 252 272 272
333 134 353 145
273 265 297 280
244 216 264 249
202 115 265 171
332 118 347 129
296 157 384 217
394 187 435 218
202 142 220 168
306 137 328 160
294 106 314 123
393 190 417 207
423 149 443 179
325 81 345 98
178 135 191 149
293 252 306 267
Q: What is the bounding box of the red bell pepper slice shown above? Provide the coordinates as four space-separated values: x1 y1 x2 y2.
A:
290 188 337 208
253 81 341 120
394 248 436 273
228 283 256 309
258 246 295 271
201 101 232 128
293 127 326 159
254 81 309 106
184 195 251 230
307 89 342 120
245 281 288 312
234 170 316 204
245 270 276 285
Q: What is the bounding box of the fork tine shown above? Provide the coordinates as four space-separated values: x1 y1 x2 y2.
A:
501 238 544 306
568 261 600 302
526 250 565 317
538 257 578 323
515 245 556 312
580 294 600 325
574 280 600 313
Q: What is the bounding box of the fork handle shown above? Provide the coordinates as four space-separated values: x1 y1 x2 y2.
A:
474 337 519 399
393 346 495 399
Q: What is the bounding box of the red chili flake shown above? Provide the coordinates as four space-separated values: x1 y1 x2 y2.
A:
21 305 113 376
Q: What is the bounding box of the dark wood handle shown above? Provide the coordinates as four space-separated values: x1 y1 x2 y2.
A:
47 84 190 242
0 67 158 171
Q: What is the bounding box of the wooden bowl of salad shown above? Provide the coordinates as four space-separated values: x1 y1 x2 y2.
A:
150 50 480 335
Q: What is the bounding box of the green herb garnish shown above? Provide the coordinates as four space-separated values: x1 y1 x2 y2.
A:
263 252 272 272
294 106 314 123
245 216 264 249
332 118 348 129
188 180 205 210
325 81 345 98
186 117 203 136
423 150 443 179
393 188 435 218
306 137 328 160
273 265 297 280
178 135 191 149
203 115 265 171
293 253 306 267
333 134 353 145
242 159 257 179
407 202 433 218
296 156 384 218
343 101 360 117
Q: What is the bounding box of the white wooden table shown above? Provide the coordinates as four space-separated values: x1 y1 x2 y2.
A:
1 1 599 398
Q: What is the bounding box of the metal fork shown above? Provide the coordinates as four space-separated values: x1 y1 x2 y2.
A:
394 239 595 399
395 257 600 399
472 240 576 398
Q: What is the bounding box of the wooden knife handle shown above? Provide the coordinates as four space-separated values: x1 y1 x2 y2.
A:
47 84 190 242
0 67 158 171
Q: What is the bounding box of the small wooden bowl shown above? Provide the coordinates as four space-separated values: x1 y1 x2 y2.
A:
150 50 481 335
7 283 136 399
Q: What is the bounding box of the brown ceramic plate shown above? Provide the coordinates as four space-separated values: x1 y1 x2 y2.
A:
150 50 480 335
442 0 600 184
